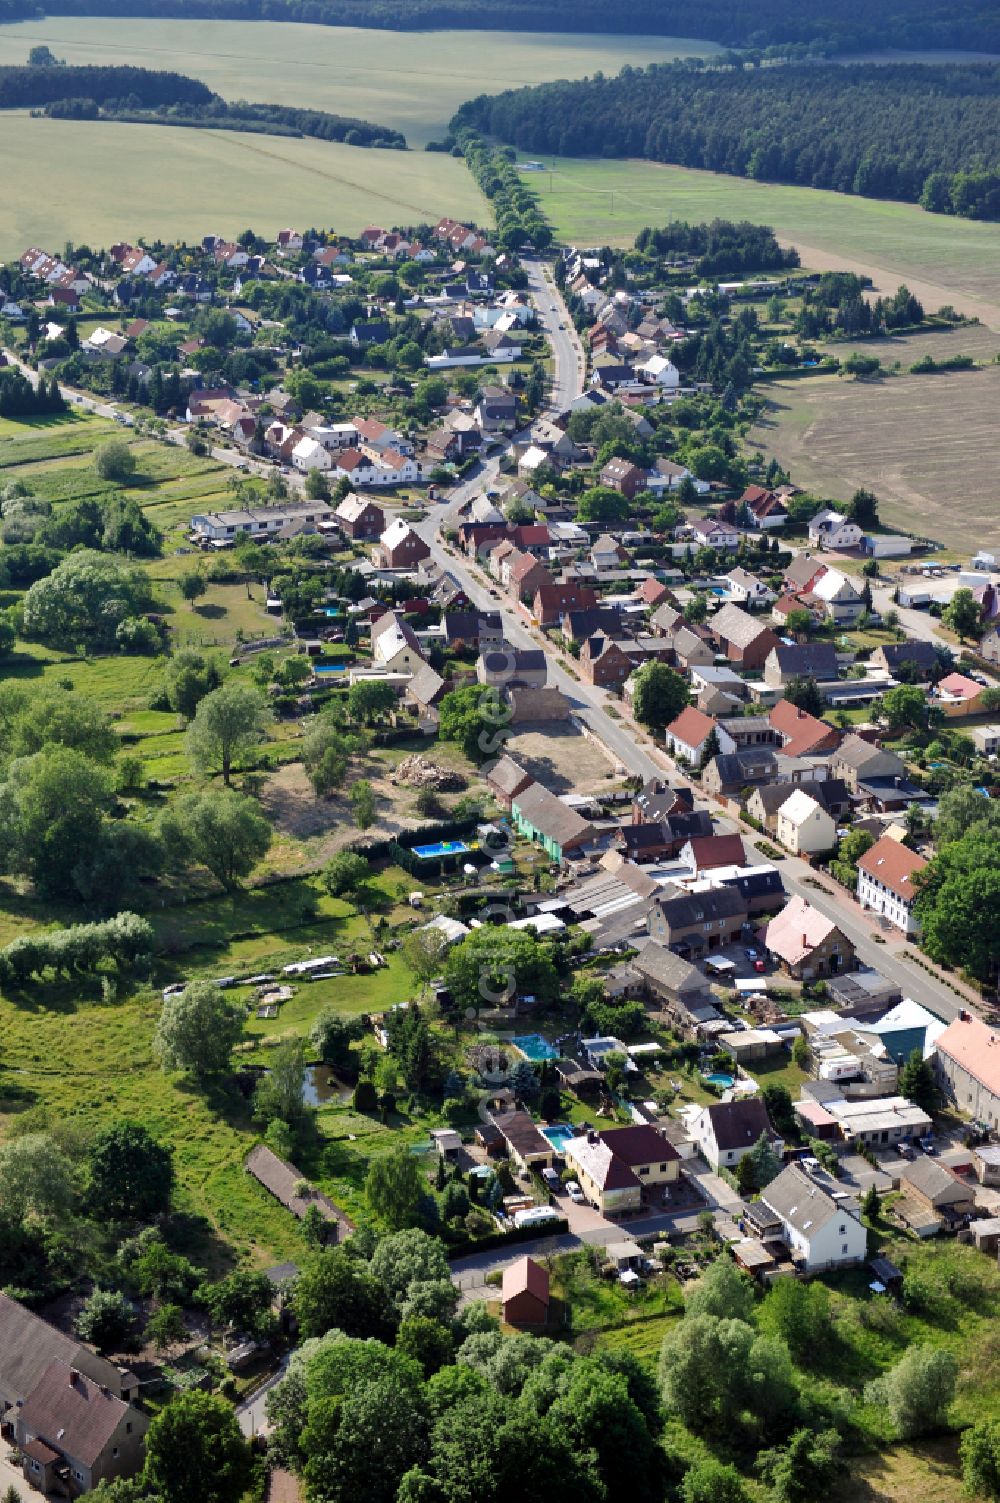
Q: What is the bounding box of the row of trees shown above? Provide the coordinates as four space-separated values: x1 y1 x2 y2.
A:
635 219 799 277
454 60 1000 218
454 127 552 251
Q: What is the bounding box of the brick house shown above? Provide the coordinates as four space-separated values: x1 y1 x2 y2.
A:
376 519 431 569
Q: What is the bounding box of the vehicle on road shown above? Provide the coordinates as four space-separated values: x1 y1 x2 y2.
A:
745 947 760 960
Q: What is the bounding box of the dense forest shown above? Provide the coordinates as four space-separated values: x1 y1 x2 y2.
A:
454 61 1000 220
5 0 996 51
0 62 406 144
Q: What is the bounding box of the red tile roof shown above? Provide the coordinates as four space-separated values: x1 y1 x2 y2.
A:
502 1255 550 1305
856 834 928 901
666 705 717 748
599 1124 679 1166
936 1014 1000 1099
769 699 840 757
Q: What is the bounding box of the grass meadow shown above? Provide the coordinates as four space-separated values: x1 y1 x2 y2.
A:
534 158 1000 329
0 20 719 147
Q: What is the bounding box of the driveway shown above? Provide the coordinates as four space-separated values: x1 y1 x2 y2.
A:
236 1356 288 1439
0 1439 34 1499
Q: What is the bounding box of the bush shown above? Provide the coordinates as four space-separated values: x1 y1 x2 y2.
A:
76 1289 134 1351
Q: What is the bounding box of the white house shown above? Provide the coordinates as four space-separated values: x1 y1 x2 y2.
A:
334 447 423 487
724 568 775 608
189 502 335 543
808 509 864 551
664 706 718 765
636 354 680 390
810 567 864 625
370 611 426 674
291 436 333 473
856 834 928 936
692 1098 782 1171
761 1164 867 1272
775 789 837 856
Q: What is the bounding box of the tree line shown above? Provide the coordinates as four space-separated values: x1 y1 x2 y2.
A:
29 0 1000 51
0 62 407 146
453 60 1000 220
635 219 799 275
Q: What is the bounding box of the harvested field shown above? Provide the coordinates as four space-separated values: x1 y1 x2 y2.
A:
750 326 1000 552
503 724 616 794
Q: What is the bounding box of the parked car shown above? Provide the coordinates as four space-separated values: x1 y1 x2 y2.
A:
744 947 760 960
541 1167 561 1192
896 1142 915 1159
918 1137 937 1154
566 1180 585 1203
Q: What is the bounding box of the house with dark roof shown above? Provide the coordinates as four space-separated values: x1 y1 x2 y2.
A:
701 747 780 797
692 1097 783 1171
492 1110 554 1171
679 833 747 874
630 941 719 1033
830 734 905 793
870 640 940 681
0 1294 138 1420
646 885 747 954
578 634 633 689
616 809 713 864
631 778 692 824
563 1123 680 1213
14 1362 148 1496
477 646 547 689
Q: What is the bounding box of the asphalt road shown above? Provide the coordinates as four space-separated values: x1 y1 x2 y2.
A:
521 255 587 413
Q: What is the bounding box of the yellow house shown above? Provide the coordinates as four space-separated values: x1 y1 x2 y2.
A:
563 1125 680 1213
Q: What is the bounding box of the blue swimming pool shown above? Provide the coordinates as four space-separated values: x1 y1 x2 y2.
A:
541 1123 578 1155
513 1033 559 1062
704 1072 735 1089
313 663 348 675
708 586 727 597
322 607 342 618
411 840 471 859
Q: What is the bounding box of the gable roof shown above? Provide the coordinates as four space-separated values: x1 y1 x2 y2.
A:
19 1362 133 1469
777 788 826 826
769 699 839 757
763 894 840 964
762 1163 847 1238
712 603 771 650
857 834 928 901
936 1014 1000 1099
702 1097 777 1151
834 732 899 771
0 1294 128 1405
685 833 746 870
599 1123 679 1166
768 642 839 678
512 783 593 849
631 939 710 996
487 755 532 797
502 1255 550 1306
666 705 717 748
565 1134 640 1192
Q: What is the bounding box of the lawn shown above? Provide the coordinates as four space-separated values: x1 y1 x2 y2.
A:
535 157 1000 328
0 19 719 148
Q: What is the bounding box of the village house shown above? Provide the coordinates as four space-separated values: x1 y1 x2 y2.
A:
687 517 740 551
189 502 336 544
808 509 864 552
934 1013 1000 1131
763 642 840 688
740 485 789 529
664 706 718 765
14 1362 149 1496
759 1164 867 1272
477 646 547 689
856 835 928 935
646 884 747 954
701 747 781 797
370 611 426 673
897 1158 974 1236
775 788 837 856
591 533 628 571
0 1293 138 1425
376 519 431 570
492 1111 554 1172
762 895 856 979
870 640 940 681
746 778 850 835
711 603 780 669
830 734 906 793
485 756 534 812
807 567 865 626
629 940 717 1026
600 457 648 498
692 1098 782 1171
768 700 841 759
531 582 600 627
724 567 775 609
934 671 985 718
563 1125 681 1214
679 833 747 874
511 783 597 864
335 494 385 540
578 634 634 689
617 809 713 864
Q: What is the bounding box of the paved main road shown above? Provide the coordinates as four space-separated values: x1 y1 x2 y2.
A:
521 255 586 413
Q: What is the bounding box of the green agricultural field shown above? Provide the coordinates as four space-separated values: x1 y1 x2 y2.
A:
536 157 1000 328
0 113 486 261
0 19 719 147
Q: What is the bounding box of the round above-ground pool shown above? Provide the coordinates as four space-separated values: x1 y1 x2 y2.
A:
703 1072 735 1089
